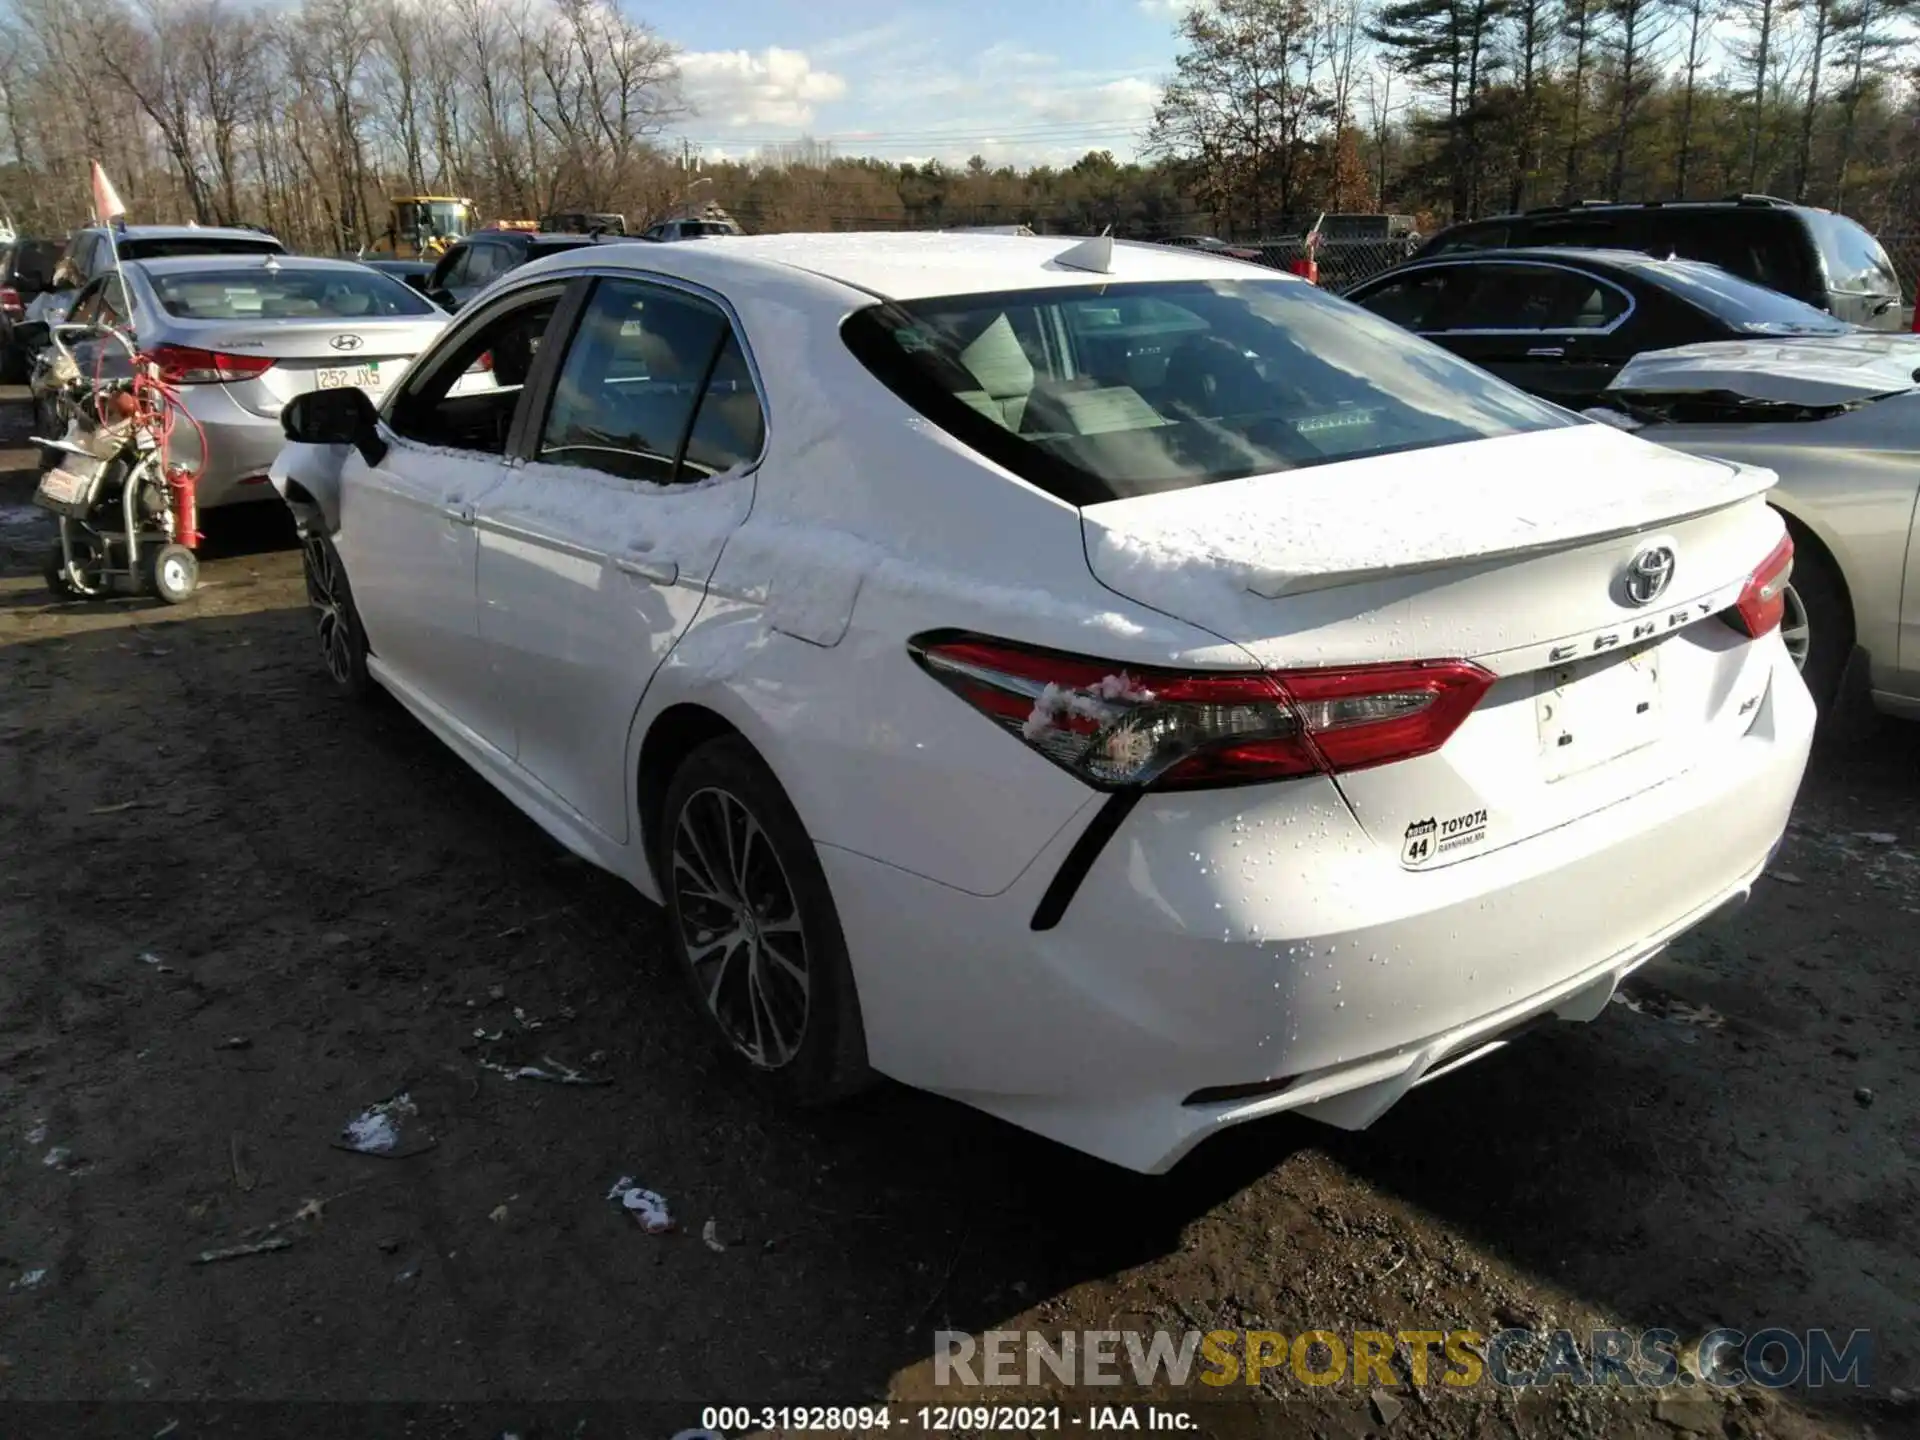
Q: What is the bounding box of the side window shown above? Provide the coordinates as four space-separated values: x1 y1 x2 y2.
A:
465 244 507 284
98 276 129 327
65 277 109 325
1351 270 1461 330
682 334 766 478
1446 265 1626 331
430 246 468 291
387 289 562 454
533 277 734 484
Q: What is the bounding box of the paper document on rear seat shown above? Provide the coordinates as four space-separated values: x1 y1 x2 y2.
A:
1082 424 1772 605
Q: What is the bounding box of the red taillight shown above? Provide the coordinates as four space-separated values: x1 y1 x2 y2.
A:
0 286 21 319
1727 532 1795 639
147 344 276 385
910 634 1494 790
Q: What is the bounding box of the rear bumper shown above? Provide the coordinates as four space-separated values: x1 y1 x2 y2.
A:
824 646 1815 1173
174 387 287 509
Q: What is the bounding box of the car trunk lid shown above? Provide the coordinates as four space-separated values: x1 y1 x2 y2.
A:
1080 422 1788 865
158 317 448 416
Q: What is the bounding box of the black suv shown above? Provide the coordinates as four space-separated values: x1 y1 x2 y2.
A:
423 231 602 312
1414 196 1904 330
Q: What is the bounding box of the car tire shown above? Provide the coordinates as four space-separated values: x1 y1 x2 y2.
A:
660 736 871 1105
300 532 373 699
1780 524 1849 711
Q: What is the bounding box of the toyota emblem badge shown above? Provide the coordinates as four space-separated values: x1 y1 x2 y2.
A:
1623 546 1676 607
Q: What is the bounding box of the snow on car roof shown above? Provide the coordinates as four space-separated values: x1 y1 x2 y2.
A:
541 230 1284 302
1610 335 1920 407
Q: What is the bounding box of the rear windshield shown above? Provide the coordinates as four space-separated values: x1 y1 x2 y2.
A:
841 279 1577 505
149 267 434 319
679 222 737 237
1654 262 1854 335
529 239 595 260
120 236 283 262
1805 211 1900 294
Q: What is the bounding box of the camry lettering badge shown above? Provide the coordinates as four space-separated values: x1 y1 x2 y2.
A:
1623 546 1676 607
329 334 364 352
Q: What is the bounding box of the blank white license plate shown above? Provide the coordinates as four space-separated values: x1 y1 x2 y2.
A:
1537 650 1664 781
316 363 380 390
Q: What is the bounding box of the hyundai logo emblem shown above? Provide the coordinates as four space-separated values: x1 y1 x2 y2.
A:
329 334 364 352
1623 546 1676 606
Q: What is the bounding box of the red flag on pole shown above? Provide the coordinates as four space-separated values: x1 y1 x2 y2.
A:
90 161 126 225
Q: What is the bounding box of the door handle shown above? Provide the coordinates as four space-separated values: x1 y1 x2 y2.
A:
439 501 475 525
615 556 679 586
1526 346 1566 358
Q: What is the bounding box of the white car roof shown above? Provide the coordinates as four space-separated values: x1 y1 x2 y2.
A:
1610 334 1920 406
548 230 1284 302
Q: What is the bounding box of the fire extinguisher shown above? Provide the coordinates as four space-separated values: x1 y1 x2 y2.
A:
166 463 200 548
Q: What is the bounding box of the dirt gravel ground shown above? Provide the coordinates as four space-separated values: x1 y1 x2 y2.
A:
0 388 1914 1440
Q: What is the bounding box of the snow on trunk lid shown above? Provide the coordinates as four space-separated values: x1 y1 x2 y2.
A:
1080 422 1789 865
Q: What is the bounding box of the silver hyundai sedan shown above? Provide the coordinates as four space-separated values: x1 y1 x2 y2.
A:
34 254 450 509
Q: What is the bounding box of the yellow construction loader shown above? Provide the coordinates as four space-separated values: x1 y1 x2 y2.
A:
381 196 473 258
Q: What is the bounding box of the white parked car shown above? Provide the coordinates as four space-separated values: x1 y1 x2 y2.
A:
271 233 1813 1172
1592 334 1920 719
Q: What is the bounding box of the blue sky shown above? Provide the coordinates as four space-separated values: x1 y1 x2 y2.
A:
665 0 1192 167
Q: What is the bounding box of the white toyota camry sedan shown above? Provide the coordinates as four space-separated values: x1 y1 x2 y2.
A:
271 232 1813 1172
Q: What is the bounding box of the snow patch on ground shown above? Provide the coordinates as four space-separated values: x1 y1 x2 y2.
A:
606 1176 674 1233
339 1093 417 1154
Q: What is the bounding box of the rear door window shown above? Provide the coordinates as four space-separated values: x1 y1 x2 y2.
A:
1348 268 1464 331
1444 264 1628 331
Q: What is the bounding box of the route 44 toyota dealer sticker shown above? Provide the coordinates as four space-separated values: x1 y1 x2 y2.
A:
1402 809 1489 868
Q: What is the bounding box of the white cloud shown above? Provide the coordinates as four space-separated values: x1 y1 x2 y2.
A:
1023 77 1159 126
678 47 848 128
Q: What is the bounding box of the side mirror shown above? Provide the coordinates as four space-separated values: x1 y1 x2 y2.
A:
12 320 48 350
281 386 387 466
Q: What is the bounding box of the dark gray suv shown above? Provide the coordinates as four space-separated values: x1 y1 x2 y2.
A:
1415 196 1905 331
